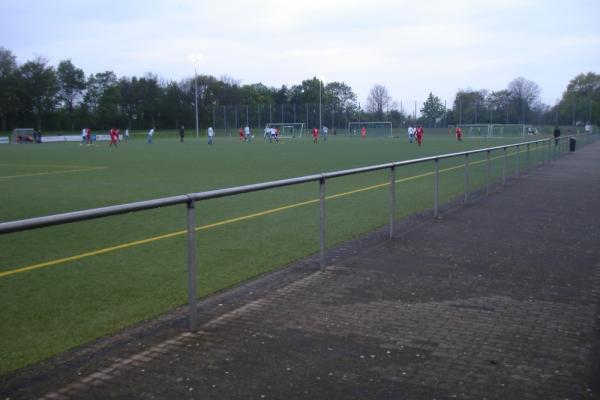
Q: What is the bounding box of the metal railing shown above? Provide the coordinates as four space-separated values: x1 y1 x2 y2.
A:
0 134 594 330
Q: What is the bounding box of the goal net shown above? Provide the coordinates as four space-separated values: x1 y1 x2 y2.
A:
265 123 305 138
489 124 526 137
347 122 393 138
11 128 35 143
448 124 490 138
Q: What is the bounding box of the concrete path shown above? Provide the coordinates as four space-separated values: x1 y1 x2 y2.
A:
2 140 600 399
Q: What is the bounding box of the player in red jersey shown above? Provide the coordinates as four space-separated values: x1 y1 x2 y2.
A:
312 127 319 143
239 127 245 141
455 126 462 141
109 128 118 147
361 126 366 138
416 126 424 146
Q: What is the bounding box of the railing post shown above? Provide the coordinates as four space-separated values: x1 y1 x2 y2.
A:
464 153 469 206
515 145 520 178
186 198 198 331
389 166 396 239
434 158 440 218
502 147 507 185
525 143 531 173
486 150 491 195
319 177 326 271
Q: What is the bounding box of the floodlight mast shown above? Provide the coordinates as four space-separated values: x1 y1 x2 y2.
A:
319 79 322 131
189 54 203 138
317 76 325 131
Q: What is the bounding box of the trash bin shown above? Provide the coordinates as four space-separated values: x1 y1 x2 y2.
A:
569 137 576 152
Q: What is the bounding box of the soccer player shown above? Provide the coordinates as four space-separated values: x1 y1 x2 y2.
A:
81 128 87 145
244 125 251 142
125 128 129 141
109 128 118 147
147 127 154 144
269 127 279 143
312 127 319 143
239 127 245 141
264 126 270 140
416 126 424 146
361 126 367 138
322 125 328 142
455 126 462 141
86 128 92 144
207 126 214 144
407 126 415 143
179 125 185 142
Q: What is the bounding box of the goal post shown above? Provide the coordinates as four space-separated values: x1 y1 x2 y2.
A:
347 122 393 138
265 123 305 138
489 124 526 138
448 124 491 138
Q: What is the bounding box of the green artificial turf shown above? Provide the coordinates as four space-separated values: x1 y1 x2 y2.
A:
0 132 553 375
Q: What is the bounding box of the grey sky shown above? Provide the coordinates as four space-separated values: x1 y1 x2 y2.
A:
1 0 599 106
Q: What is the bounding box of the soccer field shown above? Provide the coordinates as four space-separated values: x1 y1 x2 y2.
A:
0 132 548 374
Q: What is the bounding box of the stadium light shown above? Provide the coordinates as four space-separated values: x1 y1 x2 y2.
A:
317 76 326 130
189 54 203 138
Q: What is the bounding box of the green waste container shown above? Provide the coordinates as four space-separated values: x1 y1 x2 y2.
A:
569 137 576 152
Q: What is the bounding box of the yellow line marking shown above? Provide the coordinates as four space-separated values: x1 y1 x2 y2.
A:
0 167 108 180
0 148 528 278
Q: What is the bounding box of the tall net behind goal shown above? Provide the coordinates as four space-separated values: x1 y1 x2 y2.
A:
347 122 393 138
265 123 305 138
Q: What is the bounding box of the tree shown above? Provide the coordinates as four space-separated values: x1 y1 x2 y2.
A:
18 57 58 130
56 59 85 130
0 47 19 130
420 92 445 128
325 81 357 112
366 84 393 119
83 71 119 128
487 90 511 124
452 89 486 125
507 77 540 124
555 72 600 126
290 77 321 105
158 80 187 129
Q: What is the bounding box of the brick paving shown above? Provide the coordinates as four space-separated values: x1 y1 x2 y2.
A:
2 140 600 400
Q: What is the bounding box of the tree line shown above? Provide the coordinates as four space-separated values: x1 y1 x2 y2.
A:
0 46 598 132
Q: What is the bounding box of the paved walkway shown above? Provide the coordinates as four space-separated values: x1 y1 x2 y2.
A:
2 140 600 399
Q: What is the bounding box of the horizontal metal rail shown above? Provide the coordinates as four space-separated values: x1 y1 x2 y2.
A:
0 133 593 331
0 136 568 235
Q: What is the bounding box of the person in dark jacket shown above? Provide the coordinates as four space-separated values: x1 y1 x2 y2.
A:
553 126 561 145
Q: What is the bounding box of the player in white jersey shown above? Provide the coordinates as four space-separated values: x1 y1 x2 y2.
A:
408 126 415 143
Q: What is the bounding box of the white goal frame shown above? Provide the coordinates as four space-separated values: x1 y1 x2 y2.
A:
448 124 491 138
265 123 305 138
347 121 393 137
489 124 527 138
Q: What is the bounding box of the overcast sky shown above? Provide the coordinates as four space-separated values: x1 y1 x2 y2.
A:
1 0 599 106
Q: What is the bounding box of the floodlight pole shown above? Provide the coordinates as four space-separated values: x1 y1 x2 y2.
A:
189 54 203 138
319 79 322 130
194 67 199 138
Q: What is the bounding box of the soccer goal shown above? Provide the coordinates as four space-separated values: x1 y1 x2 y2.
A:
265 123 305 138
449 124 491 138
489 124 526 138
347 122 393 138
